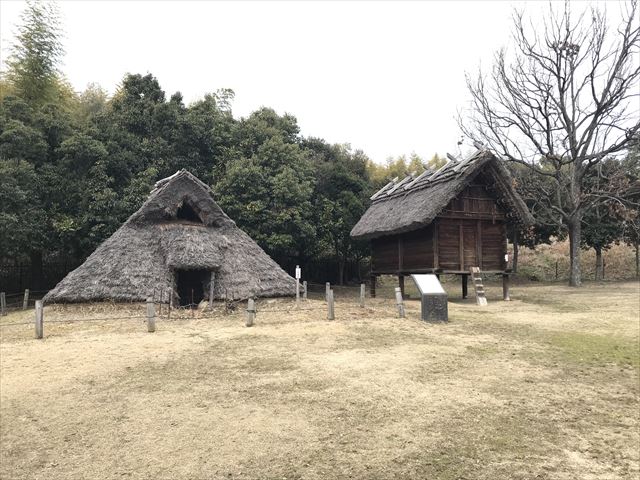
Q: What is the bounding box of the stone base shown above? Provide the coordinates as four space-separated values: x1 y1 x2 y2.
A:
421 293 448 322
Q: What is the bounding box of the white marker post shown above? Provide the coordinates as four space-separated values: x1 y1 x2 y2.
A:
295 265 301 306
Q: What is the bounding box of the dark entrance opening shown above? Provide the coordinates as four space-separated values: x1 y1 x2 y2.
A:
175 269 209 307
176 202 202 223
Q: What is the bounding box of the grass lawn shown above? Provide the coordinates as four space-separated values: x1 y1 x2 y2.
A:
1 281 639 479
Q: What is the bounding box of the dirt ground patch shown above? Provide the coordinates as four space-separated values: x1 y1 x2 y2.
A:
1 281 639 479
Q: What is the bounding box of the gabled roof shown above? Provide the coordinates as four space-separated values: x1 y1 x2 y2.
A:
351 150 534 241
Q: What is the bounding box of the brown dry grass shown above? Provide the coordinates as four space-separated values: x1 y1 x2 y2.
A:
1 282 639 480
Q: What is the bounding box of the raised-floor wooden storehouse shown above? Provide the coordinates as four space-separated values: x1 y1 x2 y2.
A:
350 149 534 300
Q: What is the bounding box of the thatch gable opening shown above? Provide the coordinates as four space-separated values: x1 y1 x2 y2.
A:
176 200 203 224
175 269 211 306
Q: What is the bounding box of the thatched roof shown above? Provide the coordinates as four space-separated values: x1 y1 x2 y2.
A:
44 170 296 303
351 150 534 241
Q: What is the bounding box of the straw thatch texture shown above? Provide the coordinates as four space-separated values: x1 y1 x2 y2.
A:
350 150 534 240
44 170 296 303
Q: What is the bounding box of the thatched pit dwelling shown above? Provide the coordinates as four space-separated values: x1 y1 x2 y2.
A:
351 149 534 299
44 170 296 305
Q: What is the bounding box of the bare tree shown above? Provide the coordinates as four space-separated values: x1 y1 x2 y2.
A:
459 1 640 286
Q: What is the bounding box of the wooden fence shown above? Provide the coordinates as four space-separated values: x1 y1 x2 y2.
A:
0 282 410 340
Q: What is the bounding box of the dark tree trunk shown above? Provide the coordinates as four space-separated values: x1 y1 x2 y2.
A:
30 250 43 291
338 259 345 285
594 246 603 281
568 218 582 287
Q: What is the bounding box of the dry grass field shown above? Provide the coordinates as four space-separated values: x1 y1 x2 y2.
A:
1 281 639 480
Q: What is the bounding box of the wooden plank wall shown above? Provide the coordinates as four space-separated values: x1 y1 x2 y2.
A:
481 222 507 270
370 182 509 274
402 227 434 270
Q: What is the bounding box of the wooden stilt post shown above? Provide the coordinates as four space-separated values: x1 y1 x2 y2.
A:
302 281 308 301
246 298 255 327
370 275 376 298
23 289 29 310
502 274 511 301
34 300 43 339
327 289 335 320
360 283 365 307
462 274 468 299
0 292 6 316
167 289 172 320
159 289 163 316
325 282 330 302
209 271 216 311
395 287 405 318
398 275 405 299
146 297 156 332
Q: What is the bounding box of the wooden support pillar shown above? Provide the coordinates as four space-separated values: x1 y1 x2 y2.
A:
146 297 156 332
502 274 511 301
398 275 405 299
35 300 43 339
246 298 255 327
462 274 468 299
23 289 29 310
327 290 335 320
370 275 376 298
209 271 216 310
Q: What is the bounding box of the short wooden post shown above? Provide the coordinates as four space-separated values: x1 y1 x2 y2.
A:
246 298 255 327
159 289 163 316
602 258 605 280
167 289 172 320
146 297 156 332
23 289 29 310
0 292 6 316
325 282 330 302
502 274 511 301
35 300 43 339
462 274 468 299
209 271 216 310
359 283 365 307
395 287 405 318
327 289 335 320
302 281 308 301
398 275 405 298
370 275 376 298
555 261 558 280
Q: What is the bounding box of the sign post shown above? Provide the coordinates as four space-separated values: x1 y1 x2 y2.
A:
411 274 448 322
295 265 301 306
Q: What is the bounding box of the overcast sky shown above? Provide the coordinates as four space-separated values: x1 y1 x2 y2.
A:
0 0 627 163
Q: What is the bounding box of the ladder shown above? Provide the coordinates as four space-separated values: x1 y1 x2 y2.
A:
470 267 488 306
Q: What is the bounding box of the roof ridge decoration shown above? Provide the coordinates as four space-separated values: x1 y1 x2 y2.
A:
370 176 399 200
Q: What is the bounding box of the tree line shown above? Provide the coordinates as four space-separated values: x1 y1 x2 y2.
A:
0 1 447 288
1 1 638 290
